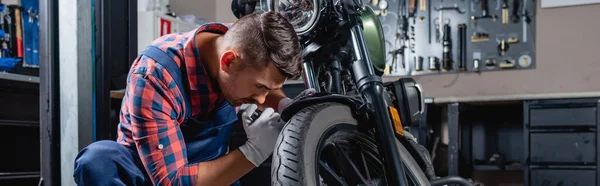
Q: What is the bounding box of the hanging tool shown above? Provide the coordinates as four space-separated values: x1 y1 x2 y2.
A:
379 0 388 11
502 0 509 24
390 48 404 74
511 0 520 23
485 58 496 68
410 26 416 53
409 0 416 17
429 56 439 71
473 52 481 72
14 7 23 58
434 5 465 43
428 0 432 43
457 24 466 70
518 54 532 68
498 39 509 56
441 24 452 70
471 32 490 42
434 4 466 13
420 0 426 11
522 0 530 43
415 56 423 71
499 59 516 68
471 0 497 22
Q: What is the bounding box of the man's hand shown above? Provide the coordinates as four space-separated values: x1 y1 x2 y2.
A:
238 104 285 167
278 88 317 112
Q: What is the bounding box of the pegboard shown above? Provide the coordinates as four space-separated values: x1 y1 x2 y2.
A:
366 0 537 76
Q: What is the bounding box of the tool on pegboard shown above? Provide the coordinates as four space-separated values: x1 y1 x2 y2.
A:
498 39 509 56
473 52 481 72
409 0 416 17
521 0 531 43
457 24 466 70
441 24 452 71
511 0 520 23
428 56 439 71
415 56 423 71
471 32 489 42
485 58 496 69
471 0 497 22
434 5 465 43
502 0 509 24
499 59 516 68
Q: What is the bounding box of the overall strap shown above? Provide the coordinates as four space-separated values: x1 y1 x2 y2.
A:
141 46 192 119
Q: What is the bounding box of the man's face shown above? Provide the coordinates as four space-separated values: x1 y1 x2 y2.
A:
217 51 287 106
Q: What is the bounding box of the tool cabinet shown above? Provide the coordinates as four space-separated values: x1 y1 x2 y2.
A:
524 98 600 186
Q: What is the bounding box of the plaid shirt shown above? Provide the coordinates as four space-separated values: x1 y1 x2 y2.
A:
117 23 233 186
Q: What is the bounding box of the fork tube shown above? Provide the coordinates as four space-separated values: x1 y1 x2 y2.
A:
349 25 408 186
331 59 342 94
302 61 321 92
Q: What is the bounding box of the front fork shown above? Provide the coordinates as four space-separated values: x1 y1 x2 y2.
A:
301 23 409 186
349 25 409 186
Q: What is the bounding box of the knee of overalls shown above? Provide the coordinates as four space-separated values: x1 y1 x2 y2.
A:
73 140 145 185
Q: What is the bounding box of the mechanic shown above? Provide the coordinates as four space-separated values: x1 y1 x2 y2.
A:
72 11 316 186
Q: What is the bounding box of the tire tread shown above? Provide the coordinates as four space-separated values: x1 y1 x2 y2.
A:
272 103 329 185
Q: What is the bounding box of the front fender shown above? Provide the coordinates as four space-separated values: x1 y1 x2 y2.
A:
280 93 364 122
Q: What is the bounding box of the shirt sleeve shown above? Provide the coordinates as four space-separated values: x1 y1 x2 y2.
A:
125 56 199 186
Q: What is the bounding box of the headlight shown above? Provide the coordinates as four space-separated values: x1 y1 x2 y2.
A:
274 0 321 36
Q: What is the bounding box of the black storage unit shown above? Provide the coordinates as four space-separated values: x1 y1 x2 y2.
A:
524 98 600 186
0 78 40 185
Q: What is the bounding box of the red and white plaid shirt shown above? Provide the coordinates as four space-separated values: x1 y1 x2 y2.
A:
117 22 233 185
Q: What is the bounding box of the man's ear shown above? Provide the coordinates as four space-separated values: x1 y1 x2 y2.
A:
220 50 238 72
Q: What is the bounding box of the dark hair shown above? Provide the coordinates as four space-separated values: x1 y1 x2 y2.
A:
225 11 303 79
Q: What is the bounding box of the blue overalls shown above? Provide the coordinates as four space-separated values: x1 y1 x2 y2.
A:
73 46 240 186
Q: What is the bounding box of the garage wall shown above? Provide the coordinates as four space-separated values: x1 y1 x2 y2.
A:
170 0 236 23
215 0 238 23
170 0 216 21
397 3 600 99
184 1 600 99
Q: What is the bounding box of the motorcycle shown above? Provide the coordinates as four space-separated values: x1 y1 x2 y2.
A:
232 0 475 185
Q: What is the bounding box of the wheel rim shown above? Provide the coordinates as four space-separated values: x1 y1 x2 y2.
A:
314 124 421 186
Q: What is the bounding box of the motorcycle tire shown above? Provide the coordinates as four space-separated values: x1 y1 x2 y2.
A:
271 102 430 186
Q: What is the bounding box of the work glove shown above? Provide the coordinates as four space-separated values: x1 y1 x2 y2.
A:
238 104 285 167
278 88 317 112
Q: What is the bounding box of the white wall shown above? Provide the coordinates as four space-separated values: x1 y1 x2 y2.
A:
215 0 238 23
170 0 237 23
170 0 216 21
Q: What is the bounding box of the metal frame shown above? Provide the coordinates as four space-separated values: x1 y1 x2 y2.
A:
94 0 138 141
39 0 60 185
0 72 40 83
447 103 460 176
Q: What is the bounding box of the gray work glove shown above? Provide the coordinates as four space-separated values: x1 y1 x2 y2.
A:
278 88 317 112
238 104 285 167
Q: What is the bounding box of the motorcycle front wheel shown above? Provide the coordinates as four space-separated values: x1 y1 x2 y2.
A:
271 102 430 186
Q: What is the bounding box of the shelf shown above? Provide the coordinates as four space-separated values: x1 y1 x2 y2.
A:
0 172 40 180
0 72 39 83
110 89 126 99
473 165 524 171
0 120 39 127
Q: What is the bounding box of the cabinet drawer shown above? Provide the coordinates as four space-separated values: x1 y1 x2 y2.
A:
530 107 597 127
530 133 596 164
531 169 596 186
